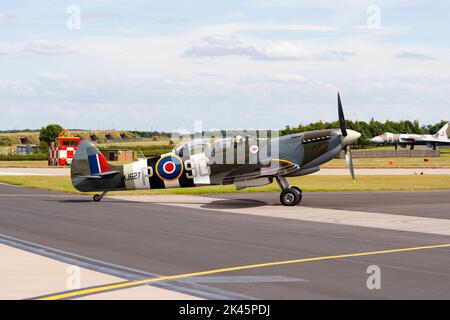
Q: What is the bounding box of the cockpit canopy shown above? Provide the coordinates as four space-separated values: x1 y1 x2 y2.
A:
173 135 253 158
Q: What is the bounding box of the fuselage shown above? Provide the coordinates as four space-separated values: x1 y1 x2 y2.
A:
370 132 450 147
71 129 360 193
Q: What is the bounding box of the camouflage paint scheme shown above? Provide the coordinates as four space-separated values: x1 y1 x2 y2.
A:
370 122 450 149
71 128 359 193
70 93 361 205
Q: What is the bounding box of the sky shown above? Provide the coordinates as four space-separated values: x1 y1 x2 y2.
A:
0 0 449 131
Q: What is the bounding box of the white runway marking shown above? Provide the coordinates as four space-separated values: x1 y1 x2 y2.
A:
110 194 450 236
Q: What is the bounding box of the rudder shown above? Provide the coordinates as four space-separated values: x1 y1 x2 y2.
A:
436 122 450 139
71 140 110 177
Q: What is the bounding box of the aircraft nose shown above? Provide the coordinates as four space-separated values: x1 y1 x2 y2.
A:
342 129 361 146
370 136 384 144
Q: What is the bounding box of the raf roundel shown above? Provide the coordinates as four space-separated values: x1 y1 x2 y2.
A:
155 154 184 182
249 145 259 154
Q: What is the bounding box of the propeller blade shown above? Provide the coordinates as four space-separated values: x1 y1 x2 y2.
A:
345 145 356 181
338 92 348 137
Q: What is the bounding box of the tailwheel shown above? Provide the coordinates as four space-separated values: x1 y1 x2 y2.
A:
280 188 302 206
93 191 108 202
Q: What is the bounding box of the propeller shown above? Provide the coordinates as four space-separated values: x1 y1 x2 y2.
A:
338 92 347 137
338 92 356 182
345 145 356 181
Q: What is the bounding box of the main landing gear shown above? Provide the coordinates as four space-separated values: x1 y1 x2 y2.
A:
93 191 108 202
276 176 302 206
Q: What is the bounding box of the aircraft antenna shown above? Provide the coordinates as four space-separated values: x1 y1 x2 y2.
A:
138 147 145 159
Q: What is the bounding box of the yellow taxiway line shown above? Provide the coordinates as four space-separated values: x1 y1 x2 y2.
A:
39 243 450 300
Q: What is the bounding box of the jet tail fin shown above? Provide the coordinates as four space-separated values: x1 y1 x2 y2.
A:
435 122 450 139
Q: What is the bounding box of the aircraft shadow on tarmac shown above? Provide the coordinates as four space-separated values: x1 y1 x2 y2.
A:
57 199 133 203
56 198 269 209
201 199 268 209
55 198 269 209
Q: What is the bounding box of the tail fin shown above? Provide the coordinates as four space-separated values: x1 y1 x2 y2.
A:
71 141 110 177
436 122 450 139
71 141 124 192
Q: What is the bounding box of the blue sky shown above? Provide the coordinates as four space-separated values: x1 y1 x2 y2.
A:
1 0 449 131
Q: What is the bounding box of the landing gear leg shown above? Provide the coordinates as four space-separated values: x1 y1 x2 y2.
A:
276 176 302 206
93 191 108 202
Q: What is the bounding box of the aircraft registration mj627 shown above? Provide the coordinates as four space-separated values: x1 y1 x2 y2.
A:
71 93 361 206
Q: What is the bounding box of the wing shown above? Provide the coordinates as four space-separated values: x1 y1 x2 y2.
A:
221 159 300 185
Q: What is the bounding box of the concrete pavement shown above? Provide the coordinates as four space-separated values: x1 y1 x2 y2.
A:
0 184 449 299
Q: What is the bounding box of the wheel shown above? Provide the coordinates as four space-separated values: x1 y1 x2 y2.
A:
93 194 102 202
291 187 303 204
280 188 301 206
292 186 302 194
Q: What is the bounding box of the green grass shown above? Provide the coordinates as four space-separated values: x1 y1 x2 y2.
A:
0 161 54 168
1 175 450 195
0 160 132 168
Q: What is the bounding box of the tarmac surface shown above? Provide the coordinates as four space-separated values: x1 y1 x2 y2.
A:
0 183 449 299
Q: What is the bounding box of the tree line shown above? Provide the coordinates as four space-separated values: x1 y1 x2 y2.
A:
4 120 449 152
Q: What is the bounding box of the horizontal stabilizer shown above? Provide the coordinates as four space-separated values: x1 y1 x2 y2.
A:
80 171 120 179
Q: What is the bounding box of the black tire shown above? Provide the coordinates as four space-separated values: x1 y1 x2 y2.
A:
93 194 102 202
292 186 303 204
280 188 301 206
292 186 302 194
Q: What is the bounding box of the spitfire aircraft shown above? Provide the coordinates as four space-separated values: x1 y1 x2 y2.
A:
370 122 450 150
71 93 361 206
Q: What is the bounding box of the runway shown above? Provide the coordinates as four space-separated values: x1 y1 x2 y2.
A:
0 184 449 299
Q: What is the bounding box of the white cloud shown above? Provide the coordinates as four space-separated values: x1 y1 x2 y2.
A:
259 42 356 61
245 0 416 8
259 42 308 60
38 73 68 81
0 81 36 96
23 40 75 55
183 36 356 61
271 73 307 83
82 11 125 20
224 11 245 20
395 51 435 60
0 13 16 21
183 35 260 58
156 17 189 24
190 22 335 36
